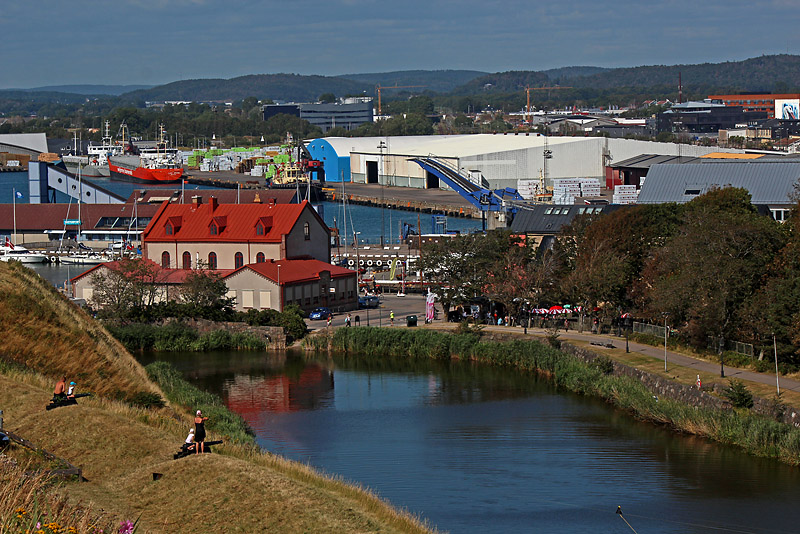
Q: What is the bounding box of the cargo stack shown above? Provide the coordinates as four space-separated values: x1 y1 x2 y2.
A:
552 178 582 204
613 185 639 204
579 178 602 198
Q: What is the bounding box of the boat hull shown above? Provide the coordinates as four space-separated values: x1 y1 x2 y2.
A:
109 157 183 184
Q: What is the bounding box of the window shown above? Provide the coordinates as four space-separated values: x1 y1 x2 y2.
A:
256 224 264 236
161 251 170 268
235 252 244 269
210 223 218 236
182 251 191 270
684 189 702 195
303 222 310 240
165 223 173 235
256 252 265 263
772 209 790 222
208 252 217 269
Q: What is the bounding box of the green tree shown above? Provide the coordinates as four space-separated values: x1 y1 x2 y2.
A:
318 93 337 103
89 259 168 319
180 269 231 308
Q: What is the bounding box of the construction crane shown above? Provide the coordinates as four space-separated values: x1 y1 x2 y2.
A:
376 85 427 116
525 85 573 125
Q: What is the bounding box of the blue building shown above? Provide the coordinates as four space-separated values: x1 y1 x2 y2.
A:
306 138 350 183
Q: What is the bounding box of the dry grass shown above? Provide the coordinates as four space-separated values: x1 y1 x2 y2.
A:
0 262 162 401
0 263 434 534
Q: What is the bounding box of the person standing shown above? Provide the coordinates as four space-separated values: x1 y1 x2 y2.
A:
194 410 209 454
345 313 352 327
390 310 395 326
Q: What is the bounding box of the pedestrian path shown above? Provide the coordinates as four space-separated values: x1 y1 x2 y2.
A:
477 324 800 394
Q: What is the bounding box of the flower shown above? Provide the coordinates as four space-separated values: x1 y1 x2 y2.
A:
118 520 135 534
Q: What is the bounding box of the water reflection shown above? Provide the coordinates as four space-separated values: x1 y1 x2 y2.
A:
139 349 800 534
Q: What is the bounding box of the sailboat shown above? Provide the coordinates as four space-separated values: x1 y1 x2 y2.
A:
60 164 112 266
0 189 48 263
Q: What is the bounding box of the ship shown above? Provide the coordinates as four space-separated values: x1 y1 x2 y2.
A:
62 121 123 178
108 123 183 183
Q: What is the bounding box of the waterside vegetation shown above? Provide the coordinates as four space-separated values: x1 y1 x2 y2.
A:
309 327 800 465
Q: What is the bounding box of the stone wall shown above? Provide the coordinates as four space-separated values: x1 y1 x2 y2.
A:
173 318 286 350
560 342 800 427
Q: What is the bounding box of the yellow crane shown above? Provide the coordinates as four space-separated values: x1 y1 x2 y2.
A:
376 85 427 116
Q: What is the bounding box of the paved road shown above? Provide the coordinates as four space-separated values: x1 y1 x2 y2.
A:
307 299 800 394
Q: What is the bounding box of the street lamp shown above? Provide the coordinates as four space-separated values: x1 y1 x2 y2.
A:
277 263 281 312
378 140 387 246
662 312 669 372
353 231 361 290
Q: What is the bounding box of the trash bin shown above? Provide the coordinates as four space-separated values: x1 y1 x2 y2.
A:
406 315 418 327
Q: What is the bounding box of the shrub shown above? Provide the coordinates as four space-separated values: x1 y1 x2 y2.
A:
723 379 755 409
591 355 614 375
128 391 166 409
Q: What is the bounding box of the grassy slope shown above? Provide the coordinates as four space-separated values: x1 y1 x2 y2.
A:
0 262 432 534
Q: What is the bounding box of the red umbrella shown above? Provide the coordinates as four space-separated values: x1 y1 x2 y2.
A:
620 313 632 318
548 305 564 312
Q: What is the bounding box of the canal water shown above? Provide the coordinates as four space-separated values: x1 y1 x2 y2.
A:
138 349 800 534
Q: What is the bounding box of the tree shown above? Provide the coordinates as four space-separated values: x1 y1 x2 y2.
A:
180 268 231 308
89 259 168 319
318 93 336 104
641 188 786 348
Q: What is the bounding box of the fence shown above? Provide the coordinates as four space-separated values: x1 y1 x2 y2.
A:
707 337 755 357
633 321 667 339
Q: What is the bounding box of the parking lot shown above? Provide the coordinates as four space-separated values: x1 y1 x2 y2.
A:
304 293 432 331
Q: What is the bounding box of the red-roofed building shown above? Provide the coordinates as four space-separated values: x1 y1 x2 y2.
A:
71 257 356 312
142 196 330 270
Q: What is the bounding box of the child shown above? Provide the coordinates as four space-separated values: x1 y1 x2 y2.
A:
183 428 196 453
67 381 76 398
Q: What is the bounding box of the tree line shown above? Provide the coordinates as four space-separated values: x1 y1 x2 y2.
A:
419 188 800 364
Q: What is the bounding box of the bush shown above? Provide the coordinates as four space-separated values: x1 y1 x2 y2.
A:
128 391 166 409
592 355 614 375
723 379 755 409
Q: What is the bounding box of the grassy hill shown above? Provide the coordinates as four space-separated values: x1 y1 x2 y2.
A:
0 261 433 534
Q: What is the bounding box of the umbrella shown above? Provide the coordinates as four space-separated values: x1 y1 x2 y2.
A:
548 305 564 312
620 313 632 318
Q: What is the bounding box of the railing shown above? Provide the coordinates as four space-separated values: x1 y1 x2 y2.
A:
633 321 667 339
707 337 755 357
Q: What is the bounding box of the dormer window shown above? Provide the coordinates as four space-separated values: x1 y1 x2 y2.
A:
255 216 272 236
165 223 173 235
210 223 218 236
256 223 264 236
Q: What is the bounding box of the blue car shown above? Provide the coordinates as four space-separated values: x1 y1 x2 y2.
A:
309 307 332 320
358 296 380 309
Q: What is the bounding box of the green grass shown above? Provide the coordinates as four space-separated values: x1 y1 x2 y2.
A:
145 361 256 446
108 322 267 352
318 327 800 465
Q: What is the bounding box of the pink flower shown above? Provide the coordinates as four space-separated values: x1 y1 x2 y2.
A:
118 520 135 534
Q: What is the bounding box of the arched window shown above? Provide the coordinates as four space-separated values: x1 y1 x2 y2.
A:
208 252 217 270
256 252 265 263
182 251 191 270
234 252 244 269
161 251 170 268
165 223 173 235
303 221 310 240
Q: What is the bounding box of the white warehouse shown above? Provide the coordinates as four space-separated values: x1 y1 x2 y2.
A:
308 134 741 190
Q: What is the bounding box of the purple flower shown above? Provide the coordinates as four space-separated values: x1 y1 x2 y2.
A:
118 520 135 534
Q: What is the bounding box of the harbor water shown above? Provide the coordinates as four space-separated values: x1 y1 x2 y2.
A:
137 349 800 534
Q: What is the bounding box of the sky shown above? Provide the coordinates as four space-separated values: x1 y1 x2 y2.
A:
2 0 800 89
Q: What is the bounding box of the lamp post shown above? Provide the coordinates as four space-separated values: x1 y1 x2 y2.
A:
353 231 361 290
774 333 780 395
662 312 669 372
277 263 281 312
378 140 387 246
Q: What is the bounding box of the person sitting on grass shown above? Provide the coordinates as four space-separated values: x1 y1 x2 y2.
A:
194 410 209 454
67 381 77 399
53 376 67 401
183 428 196 453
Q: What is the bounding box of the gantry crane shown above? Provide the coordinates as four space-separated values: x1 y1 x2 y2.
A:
376 85 427 116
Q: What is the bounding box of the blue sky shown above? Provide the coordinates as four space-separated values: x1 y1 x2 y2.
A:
2 0 799 89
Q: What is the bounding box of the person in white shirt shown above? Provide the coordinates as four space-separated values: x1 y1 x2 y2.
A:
183 428 196 452
67 381 76 398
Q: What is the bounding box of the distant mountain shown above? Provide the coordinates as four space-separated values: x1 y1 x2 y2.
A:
0 90 107 104
120 74 373 104
454 55 800 96
338 70 488 93
24 84 152 96
541 66 611 82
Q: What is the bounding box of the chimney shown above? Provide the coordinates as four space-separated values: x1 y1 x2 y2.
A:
267 197 276 206
192 195 202 206
209 196 218 211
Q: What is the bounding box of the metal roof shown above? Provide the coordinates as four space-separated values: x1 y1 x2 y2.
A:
510 204 624 235
638 162 800 205
610 154 699 169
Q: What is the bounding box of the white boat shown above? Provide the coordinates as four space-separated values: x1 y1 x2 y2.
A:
60 253 113 265
0 243 49 264
62 121 123 178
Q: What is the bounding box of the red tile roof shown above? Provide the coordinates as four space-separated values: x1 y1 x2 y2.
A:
143 199 326 243
234 258 355 285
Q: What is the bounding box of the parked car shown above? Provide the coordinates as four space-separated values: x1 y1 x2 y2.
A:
358 296 380 309
309 307 332 320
